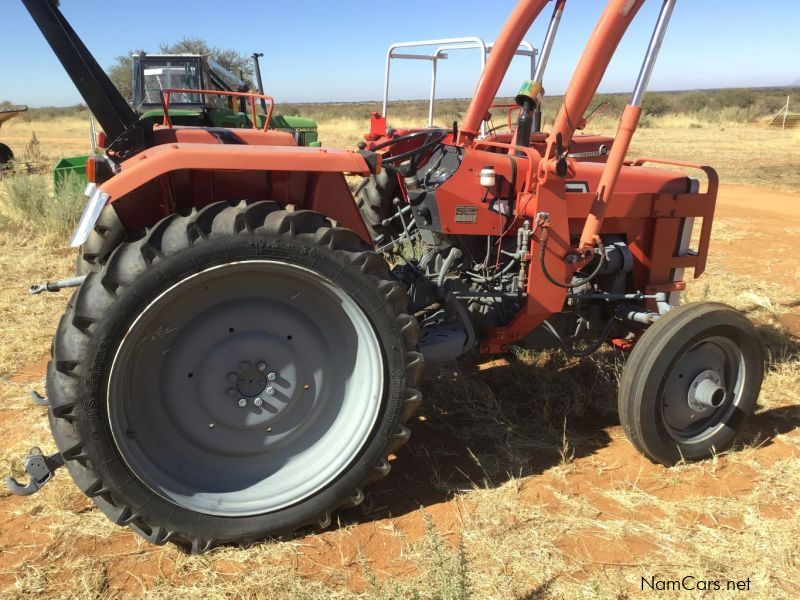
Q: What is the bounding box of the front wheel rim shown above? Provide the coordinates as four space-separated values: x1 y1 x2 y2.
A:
106 260 384 517
661 335 746 443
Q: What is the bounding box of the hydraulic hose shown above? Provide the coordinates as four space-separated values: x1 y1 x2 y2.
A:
538 226 606 290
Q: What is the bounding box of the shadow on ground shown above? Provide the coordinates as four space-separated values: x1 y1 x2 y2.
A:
341 348 621 524
340 318 800 526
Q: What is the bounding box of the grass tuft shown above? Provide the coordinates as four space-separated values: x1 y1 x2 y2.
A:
422 512 471 600
2 169 85 240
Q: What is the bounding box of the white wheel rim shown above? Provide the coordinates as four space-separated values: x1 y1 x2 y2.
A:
107 260 384 516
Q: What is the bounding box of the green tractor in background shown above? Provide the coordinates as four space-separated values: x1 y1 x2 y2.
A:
54 52 319 189
132 53 319 144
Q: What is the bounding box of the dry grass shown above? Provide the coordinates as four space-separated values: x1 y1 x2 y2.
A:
0 107 798 599
315 108 800 192
0 115 94 159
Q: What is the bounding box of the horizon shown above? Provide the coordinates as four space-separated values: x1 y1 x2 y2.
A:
2 0 799 108
13 85 800 111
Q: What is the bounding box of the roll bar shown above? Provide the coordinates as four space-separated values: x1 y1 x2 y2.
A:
382 37 537 136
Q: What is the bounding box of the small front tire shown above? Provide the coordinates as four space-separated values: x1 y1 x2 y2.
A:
618 302 764 465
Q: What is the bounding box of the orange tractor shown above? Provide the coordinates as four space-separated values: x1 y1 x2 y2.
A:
7 0 763 553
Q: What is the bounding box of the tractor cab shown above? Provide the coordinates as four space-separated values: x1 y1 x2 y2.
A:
133 53 251 128
134 55 206 106
132 52 320 145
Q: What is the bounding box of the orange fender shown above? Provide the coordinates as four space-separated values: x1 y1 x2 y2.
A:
94 143 373 242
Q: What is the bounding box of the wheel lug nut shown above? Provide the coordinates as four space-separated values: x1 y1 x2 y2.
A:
241 362 251 370
258 362 267 371
267 372 277 382
238 398 248 408
227 388 237 397
265 387 275 396
228 373 237 382
253 397 263 407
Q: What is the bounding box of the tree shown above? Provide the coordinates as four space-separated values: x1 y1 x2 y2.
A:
642 93 671 116
107 50 143 102
714 88 756 110
106 38 253 103
681 91 710 112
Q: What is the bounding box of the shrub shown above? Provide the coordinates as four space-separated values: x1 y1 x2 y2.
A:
714 88 756 109
24 132 43 162
681 91 710 112
4 172 49 218
2 170 86 239
642 94 670 116
49 171 88 238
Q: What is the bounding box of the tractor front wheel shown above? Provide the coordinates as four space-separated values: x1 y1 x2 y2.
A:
48 201 422 552
618 302 764 465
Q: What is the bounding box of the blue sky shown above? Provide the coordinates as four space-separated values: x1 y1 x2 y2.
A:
2 0 798 107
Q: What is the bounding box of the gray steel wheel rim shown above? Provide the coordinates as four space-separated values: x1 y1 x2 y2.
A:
107 260 384 517
661 335 746 443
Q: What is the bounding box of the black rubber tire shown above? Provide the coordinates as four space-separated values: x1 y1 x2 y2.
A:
0 143 13 165
75 204 126 275
47 200 423 553
618 302 764 465
354 170 401 241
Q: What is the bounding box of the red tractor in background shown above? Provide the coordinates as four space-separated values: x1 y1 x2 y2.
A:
7 0 763 554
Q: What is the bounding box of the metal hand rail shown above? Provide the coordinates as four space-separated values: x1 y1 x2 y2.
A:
159 88 275 131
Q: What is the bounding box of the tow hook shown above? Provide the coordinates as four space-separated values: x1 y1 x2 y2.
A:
29 275 86 295
5 447 64 496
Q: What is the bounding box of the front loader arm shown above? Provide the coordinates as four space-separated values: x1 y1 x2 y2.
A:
459 0 551 143
21 0 140 142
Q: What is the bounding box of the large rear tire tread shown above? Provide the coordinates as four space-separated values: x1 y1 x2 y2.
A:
48 200 422 553
75 204 126 275
354 170 400 240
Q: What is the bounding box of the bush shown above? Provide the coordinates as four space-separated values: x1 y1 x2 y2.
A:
642 94 671 116
2 170 86 239
681 91 710 112
49 171 88 238
23 132 43 162
4 172 49 218
714 88 756 109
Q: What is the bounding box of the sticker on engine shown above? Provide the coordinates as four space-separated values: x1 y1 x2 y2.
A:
489 199 510 216
455 206 479 224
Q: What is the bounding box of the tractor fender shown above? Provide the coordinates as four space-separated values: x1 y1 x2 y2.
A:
70 143 374 247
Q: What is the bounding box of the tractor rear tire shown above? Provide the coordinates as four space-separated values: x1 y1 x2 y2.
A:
618 302 763 465
354 170 401 241
47 200 423 553
75 204 126 275
0 143 13 166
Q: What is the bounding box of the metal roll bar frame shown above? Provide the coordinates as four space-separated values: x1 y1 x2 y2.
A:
382 37 537 137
